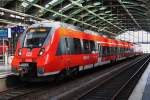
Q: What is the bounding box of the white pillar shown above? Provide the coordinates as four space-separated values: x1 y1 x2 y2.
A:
4 47 8 66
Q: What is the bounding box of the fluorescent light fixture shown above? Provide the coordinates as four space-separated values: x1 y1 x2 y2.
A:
15 15 21 19
10 14 15 18
0 12 4 16
93 2 101 6
22 0 34 7
59 4 72 12
27 0 34 2
45 4 49 8
22 2 29 7
29 18 34 21
48 0 59 5
99 13 105 16
99 6 107 10
21 17 24 19
108 18 113 21
39 9 44 12
105 11 111 13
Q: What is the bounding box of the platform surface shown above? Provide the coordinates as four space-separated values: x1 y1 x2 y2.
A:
0 64 12 78
129 63 150 100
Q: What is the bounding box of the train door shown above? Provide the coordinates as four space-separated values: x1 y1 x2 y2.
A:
64 37 72 68
98 43 102 62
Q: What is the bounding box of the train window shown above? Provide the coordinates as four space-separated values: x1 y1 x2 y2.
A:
109 47 111 55
108 47 111 56
102 46 107 57
83 39 96 54
109 47 113 56
23 27 51 48
73 38 82 54
98 44 102 56
65 38 69 48
57 37 82 55
56 38 67 55
122 48 124 53
83 39 90 54
113 47 115 55
115 47 118 55
89 41 96 52
120 48 122 54
118 47 120 54
105 47 108 56
112 47 114 55
106 47 109 56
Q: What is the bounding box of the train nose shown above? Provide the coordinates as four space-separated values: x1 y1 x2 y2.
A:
19 63 37 77
19 63 29 77
18 67 28 77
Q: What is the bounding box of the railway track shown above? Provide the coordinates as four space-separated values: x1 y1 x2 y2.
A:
0 82 54 100
77 55 150 100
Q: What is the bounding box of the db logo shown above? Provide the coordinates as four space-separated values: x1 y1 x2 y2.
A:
26 52 32 56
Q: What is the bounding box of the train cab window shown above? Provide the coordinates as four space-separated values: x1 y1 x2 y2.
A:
23 27 51 48
73 38 82 54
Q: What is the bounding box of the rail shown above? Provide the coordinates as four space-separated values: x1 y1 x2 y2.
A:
77 55 150 100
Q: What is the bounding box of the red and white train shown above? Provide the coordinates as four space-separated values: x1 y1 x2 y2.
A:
11 22 140 80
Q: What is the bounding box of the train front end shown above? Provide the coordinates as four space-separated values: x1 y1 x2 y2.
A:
11 25 54 79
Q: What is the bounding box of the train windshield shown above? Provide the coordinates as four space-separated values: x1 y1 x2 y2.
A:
23 27 51 48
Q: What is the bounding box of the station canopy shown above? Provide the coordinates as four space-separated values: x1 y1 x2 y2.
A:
0 0 150 37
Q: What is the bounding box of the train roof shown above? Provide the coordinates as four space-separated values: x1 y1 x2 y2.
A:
30 21 134 47
30 21 83 32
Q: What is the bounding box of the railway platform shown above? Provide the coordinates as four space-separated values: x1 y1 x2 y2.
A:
0 64 12 78
129 62 150 100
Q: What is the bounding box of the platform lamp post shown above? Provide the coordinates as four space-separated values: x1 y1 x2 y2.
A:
129 30 131 42
138 30 139 43
142 31 143 43
2 38 4 64
4 47 8 66
133 31 134 43
147 31 148 44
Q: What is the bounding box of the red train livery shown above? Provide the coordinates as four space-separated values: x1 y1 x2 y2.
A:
11 22 137 79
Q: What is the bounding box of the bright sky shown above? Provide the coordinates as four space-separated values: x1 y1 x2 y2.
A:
116 30 150 53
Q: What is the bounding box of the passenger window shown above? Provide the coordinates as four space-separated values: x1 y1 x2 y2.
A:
56 37 68 55
98 44 102 56
102 46 107 57
83 39 90 54
90 40 96 53
73 38 82 54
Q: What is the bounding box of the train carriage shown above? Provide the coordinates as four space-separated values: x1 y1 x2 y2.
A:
11 22 137 80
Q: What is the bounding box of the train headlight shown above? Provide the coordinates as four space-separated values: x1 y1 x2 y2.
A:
38 48 45 56
18 49 22 56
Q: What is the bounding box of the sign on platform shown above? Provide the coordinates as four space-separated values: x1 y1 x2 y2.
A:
0 28 8 37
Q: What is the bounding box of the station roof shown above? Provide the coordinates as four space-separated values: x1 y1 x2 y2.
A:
0 0 150 37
